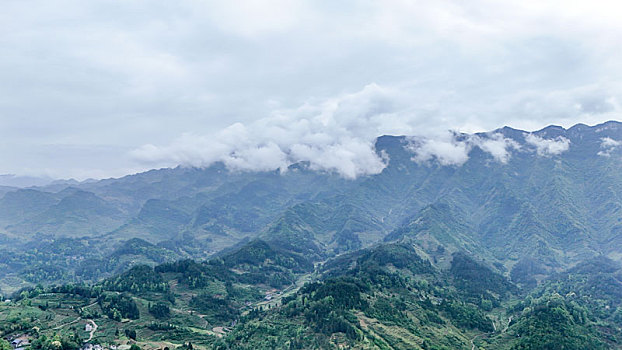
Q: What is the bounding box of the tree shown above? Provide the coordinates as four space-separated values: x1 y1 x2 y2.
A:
0 339 12 350
148 302 170 319
125 329 137 340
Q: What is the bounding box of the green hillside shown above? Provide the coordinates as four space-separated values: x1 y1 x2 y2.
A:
1 122 622 348
4 241 622 349
1 122 621 292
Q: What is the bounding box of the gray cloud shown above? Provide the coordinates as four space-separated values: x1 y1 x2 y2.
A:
2 0 622 179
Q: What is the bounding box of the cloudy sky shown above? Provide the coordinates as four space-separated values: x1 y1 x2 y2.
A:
2 0 622 180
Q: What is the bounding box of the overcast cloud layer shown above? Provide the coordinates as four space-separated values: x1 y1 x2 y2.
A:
2 0 622 179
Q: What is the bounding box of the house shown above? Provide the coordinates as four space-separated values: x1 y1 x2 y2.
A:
10 336 30 349
85 323 93 332
80 343 103 350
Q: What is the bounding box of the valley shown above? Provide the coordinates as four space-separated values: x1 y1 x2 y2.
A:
1 121 622 349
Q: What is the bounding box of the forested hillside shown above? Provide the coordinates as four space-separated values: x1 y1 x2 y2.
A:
1 121 620 293
3 241 622 349
1 121 622 348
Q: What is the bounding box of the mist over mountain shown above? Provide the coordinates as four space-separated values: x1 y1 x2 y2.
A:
1 120 622 349
5 0 622 347
0 121 619 289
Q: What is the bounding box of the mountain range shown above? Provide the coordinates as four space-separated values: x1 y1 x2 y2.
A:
1 120 622 349
0 121 620 293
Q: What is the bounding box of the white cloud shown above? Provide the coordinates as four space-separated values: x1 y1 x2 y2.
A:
131 84 403 179
473 133 521 164
407 132 520 166
597 137 622 157
190 0 309 38
408 133 472 166
134 80 550 176
601 137 622 148
524 134 571 156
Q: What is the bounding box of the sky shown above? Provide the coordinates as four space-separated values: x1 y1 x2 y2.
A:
1 0 622 180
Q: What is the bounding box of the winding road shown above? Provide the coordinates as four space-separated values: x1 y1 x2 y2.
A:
503 316 513 333
85 319 98 343
470 333 485 350
471 317 513 350
52 317 81 330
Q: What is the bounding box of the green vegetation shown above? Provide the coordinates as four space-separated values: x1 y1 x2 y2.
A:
98 293 140 320
509 297 604 350
0 122 622 347
449 252 516 307
148 302 171 319
3 240 622 349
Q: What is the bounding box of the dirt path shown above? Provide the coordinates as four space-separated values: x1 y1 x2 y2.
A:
251 272 313 310
470 334 483 350
85 320 98 342
52 316 81 330
83 301 98 309
471 316 512 349
212 327 227 338
503 316 513 333
471 319 498 350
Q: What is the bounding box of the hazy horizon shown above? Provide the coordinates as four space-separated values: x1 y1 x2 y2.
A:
1 119 618 187
2 1 622 180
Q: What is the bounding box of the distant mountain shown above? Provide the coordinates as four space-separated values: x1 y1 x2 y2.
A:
0 189 59 225
7 189 126 237
0 121 620 291
2 119 622 348
0 174 55 187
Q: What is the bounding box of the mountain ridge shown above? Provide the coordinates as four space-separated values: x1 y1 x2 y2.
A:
0 121 620 292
